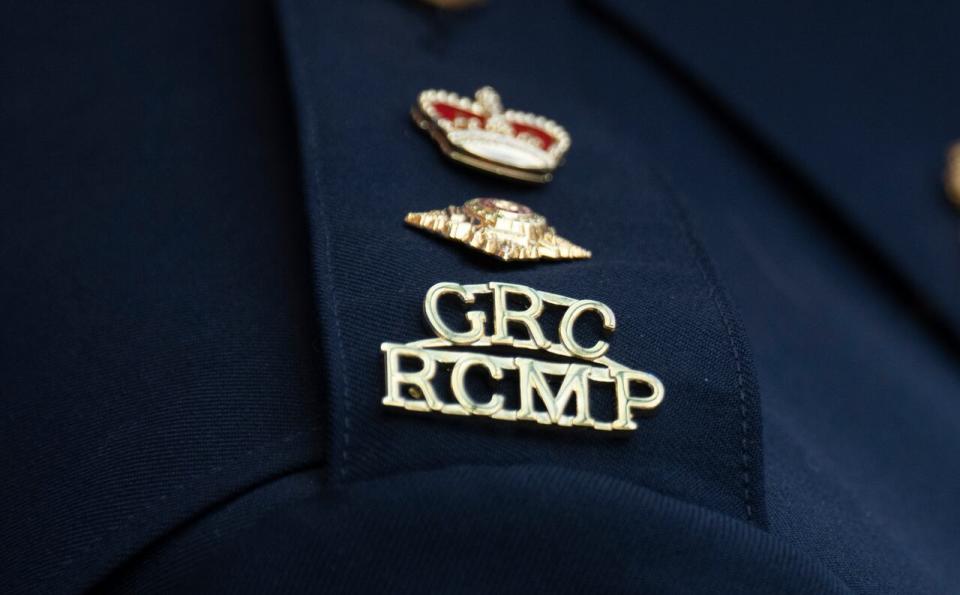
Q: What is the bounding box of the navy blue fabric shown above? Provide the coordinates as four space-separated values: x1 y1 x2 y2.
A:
0 2 324 592
577 3 960 591
597 0 960 337
1 1 959 593
106 466 847 594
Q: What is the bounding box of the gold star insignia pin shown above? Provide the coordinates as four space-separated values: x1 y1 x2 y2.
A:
405 198 590 262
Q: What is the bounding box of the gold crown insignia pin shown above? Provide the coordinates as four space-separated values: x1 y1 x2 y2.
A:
412 86 571 183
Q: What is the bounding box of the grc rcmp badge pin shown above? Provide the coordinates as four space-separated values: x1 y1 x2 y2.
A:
381 282 665 431
412 86 570 183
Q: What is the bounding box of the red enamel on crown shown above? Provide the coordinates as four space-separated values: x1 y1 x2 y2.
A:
412 86 571 183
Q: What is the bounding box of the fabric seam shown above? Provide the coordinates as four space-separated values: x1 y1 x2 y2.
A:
657 172 757 523
282 7 353 481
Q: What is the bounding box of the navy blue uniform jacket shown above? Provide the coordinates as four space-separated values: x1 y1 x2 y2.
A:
2 1 959 593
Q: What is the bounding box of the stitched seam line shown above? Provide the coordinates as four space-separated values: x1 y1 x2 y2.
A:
283 4 352 481
299 109 351 479
710 285 753 521
659 177 755 522
310 184 351 479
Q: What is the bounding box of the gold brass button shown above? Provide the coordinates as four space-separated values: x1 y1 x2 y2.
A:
945 141 960 207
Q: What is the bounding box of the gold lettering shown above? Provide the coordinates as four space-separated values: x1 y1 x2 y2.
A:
516 358 593 427
381 343 442 412
382 282 665 432
612 369 665 430
450 354 505 416
423 282 486 345
489 282 551 350
559 299 616 359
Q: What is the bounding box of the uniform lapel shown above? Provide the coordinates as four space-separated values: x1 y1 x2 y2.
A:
277 0 766 525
